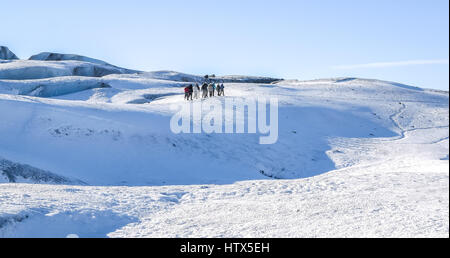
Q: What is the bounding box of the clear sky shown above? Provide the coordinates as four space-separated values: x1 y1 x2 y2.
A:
1 0 449 90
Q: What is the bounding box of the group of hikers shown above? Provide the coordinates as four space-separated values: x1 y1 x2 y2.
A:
184 82 225 101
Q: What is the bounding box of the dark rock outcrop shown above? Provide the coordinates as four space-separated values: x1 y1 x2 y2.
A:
0 157 86 185
0 46 19 60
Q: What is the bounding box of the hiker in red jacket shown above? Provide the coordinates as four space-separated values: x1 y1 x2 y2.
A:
184 86 190 100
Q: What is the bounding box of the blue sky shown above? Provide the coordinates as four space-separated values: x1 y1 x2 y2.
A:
1 0 449 90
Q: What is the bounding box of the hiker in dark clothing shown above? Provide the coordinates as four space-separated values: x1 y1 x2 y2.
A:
201 83 208 98
220 83 225 96
188 84 193 100
216 83 221 96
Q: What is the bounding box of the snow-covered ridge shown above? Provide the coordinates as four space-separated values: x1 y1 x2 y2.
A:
29 52 112 66
0 46 139 80
278 77 428 91
1 47 281 84
0 61 279 83
0 60 138 80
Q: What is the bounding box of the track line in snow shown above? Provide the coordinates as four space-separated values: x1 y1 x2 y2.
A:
428 136 450 145
386 101 448 145
389 102 407 140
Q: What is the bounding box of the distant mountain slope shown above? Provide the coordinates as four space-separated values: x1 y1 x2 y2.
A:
278 77 426 91
141 70 282 83
217 75 282 83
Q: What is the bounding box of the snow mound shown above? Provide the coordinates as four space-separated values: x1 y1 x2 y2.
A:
0 157 85 185
0 46 18 60
0 209 137 238
0 76 110 97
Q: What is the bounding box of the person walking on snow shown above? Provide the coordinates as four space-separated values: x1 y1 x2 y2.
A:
220 83 225 96
193 83 200 99
208 83 214 97
188 84 193 100
201 82 208 98
216 82 221 96
184 86 190 100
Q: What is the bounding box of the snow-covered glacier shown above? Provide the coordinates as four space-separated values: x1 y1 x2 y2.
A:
0 49 448 237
